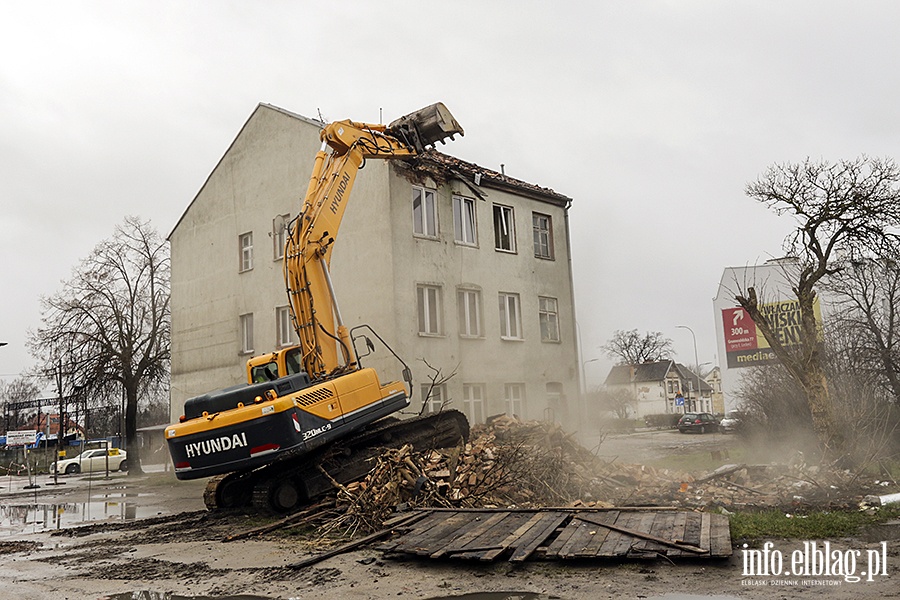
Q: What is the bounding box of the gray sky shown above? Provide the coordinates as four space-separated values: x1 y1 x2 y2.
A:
2 1 897 389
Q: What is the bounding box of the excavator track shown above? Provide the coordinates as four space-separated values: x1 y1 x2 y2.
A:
204 410 469 513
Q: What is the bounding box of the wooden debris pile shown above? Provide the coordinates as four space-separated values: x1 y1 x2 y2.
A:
317 417 888 536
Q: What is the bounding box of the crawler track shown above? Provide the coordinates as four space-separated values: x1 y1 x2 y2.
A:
204 410 469 513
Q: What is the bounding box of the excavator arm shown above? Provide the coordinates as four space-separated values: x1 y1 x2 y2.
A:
283 103 464 380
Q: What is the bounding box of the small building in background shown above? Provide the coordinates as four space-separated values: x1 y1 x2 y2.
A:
603 360 713 417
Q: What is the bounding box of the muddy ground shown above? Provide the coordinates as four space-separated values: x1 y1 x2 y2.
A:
1 432 899 600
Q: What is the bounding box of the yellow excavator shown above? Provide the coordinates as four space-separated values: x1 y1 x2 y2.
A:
165 103 469 513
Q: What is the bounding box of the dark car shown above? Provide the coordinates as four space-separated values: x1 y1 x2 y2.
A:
677 412 719 434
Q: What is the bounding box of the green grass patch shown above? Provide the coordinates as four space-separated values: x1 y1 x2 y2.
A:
649 445 748 473
730 506 900 542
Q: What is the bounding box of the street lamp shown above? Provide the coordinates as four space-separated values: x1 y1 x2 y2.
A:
582 357 600 395
676 325 702 412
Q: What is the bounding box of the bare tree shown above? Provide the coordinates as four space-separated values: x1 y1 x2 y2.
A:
737 156 900 454
826 258 900 403
0 377 41 431
30 217 170 474
602 329 673 365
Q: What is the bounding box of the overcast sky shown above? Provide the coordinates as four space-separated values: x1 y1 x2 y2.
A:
2 1 898 390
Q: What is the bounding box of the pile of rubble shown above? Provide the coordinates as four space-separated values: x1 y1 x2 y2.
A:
316 416 896 535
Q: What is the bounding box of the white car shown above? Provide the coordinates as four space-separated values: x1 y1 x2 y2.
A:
51 448 128 475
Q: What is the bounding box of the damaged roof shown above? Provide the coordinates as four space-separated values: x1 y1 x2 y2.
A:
399 149 572 207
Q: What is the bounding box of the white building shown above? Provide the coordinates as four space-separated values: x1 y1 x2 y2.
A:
168 104 581 430
603 361 713 417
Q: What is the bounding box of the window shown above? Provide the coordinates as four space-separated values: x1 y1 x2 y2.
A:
412 186 438 237
532 212 554 259
421 383 448 414
417 284 443 335
452 195 477 246
273 214 290 260
462 384 485 424
239 232 253 272
276 306 296 348
457 288 482 337
505 383 525 419
239 313 254 354
493 204 516 252
498 292 522 340
538 296 560 342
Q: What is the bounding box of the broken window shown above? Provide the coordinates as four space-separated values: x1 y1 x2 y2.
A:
413 186 438 237
453 195 477 246
493 204 516 252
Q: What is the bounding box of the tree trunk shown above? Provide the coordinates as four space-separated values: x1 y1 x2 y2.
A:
125 383 143 475
736 285 844 456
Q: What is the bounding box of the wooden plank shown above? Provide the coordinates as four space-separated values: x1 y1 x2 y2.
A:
509 512 570 562
430 511 511 558
559 518 597 558
575 510 618 557
597 512 631 556
544 518 581 558
709 513 733 557
576 512 706 555
628 511 661 554
664 511 690 557
453 512 538 561
477 511 549 562
394 511 473 555
699 512 712 554
681 511 702 548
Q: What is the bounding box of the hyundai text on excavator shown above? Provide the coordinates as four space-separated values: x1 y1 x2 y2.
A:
165 103 470 513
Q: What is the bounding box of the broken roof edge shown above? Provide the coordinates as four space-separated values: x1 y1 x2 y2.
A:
412 150 573 207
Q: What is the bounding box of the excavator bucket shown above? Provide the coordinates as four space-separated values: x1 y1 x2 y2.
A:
386 102 464 153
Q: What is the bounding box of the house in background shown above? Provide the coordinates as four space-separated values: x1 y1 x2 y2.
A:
603 360 713 417
168 104 580 430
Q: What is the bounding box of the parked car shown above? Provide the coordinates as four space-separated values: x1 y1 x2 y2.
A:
718 410 744 434
50 448 128 475
677 413 719 434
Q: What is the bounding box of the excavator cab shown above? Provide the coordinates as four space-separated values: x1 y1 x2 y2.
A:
247 347 305 383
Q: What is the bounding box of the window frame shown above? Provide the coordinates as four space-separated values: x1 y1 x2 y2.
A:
276 305 296 348
239 313 254 355
492 203 516 253
416 283 443 336
239 232 254 272
538 296 560 342
462 383 485 425
504 383 525 419
452 195 478 246
412 185 438 238
457 287 483 338
498 292 523 340
532 212 554 260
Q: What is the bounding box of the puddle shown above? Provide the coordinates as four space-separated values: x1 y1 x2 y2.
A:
647 595 741 600
422 594 554 600
101 594 274 600
0 501 165 537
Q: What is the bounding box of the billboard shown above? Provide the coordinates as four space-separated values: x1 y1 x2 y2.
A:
722 298 823 368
